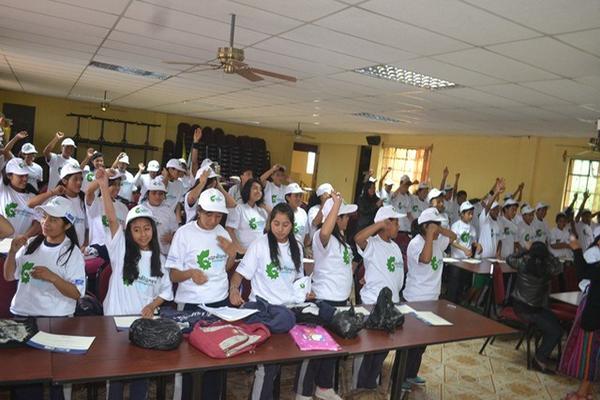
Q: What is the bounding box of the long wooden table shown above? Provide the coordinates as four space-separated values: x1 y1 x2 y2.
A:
446 258 515 274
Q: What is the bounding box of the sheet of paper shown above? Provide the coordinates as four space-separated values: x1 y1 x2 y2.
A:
396 304 416 314
486 258 506 263
114 316 142 331
414 311 453 326
0 238 12 254
462 259 482 264
199 305 259 322
443 257 460 263
27 331 95 354
336 306 370 316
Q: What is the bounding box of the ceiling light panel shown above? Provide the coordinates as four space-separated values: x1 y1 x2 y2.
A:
354 64 458 90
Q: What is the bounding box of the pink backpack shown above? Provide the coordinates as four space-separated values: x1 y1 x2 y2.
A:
189 321 271 358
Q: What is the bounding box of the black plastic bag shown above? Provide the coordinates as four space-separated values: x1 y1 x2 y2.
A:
129 318 182 350
160 307 219 333
0 318 38 348
328 304 365 339
291 301 336 326
365 288 405 333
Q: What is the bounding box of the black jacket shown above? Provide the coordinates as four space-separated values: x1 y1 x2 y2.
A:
574 248 600 331
507 250 563 309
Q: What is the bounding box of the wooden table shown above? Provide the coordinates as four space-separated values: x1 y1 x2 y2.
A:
446 259 515 274
0 319 52 385
550 291 581 306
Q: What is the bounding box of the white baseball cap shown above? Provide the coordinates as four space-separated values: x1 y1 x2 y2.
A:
521 204 535 214
198 188 229 214
108 168 123 180
21 143 37 154
126 205 157 225
35 196 76 225
418 207 447 225
147 160 160 172
316 183 334 197
321 198 357 220
368 176 377 183
200 158 214 169
490 201 500 210
5 158 28 175
427 188 444 203
118 154 130 165
400 175 412 184
285 182 305 196
383 178 394 186
61 138 76 148
417 182 429 190
194 165 219 180
374 205 406 223
229 175 241 183
535 202 549 210
147 179 166 193
443 184 453 192
503 198 519 208
459 201 475 213
59 163 82 180
166 158 186 172
179 158 187 167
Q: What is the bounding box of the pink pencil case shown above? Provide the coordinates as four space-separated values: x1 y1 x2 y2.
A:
289 324 341 352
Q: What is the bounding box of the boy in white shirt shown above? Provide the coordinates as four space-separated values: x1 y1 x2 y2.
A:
499 198 520 259
43 132 80 189
439 167 460 225
134 160 161 202
377 167 394 206
549 212 573 260
517 204 537 251
575 191 594 250
427 188 448 228
111 153 138 204
533 202 550 244
410 182 429 219
260 164 288 208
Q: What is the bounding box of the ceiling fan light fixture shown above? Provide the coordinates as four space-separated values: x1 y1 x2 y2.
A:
354 64 458 90
100 102 109 112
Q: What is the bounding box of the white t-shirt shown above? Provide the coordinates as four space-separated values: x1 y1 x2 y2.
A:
141 200 178 256
228 184 243 204
86 196 128 247
24 162 43 191
45 195 86 247
183 191 197 223
410 196 428 220
0 183 37 237
499 216 518 259
549 227 573 260
10 237 85 316
532 218 549 244
391 192 413 232
358 234 404 304
103 229 173 316
577 222 594 250
445 199 459 226
236 234 304 305
135 173 156 202
167 221 231 304
47 153 79 190
404 234 450 302
450 219 477 259
293 207 309 245
517 221 537 249
180 175 194 193
311 229 353 302
479 210 501 258
81 167 96 196
160 177 184 212
264 181 286 208
117 170 136 202
225 203 267 250
307 205 322 240
378 188 392 206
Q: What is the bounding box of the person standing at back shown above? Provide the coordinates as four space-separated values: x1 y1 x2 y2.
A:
43 131 80 189
261 164 288 208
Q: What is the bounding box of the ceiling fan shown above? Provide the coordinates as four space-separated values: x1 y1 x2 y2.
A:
293 122 316 141
163 14 297 83
71 91 127 113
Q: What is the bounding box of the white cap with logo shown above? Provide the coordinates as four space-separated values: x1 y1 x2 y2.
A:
400 175 412 185
59 163 82 180
21 143 37 154
6 158 28 175
459 201 475 213
503 198 519 208
166 158 186 172
61 138 76 148
194 165 219 180
521 204 535 214
147 160 160 172
285 183 305 196
316 183 334 197
535 202 549 210
198 188 229 214
147 179 167 193
321 198 357 219
126 205 157 225
36 196 76 224
427 188 444 203
418 207 447 225
374 205 406 223
118 154 130 165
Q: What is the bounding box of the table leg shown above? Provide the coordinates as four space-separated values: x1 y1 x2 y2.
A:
191 372 203 400
86 383 98 400
389 349 408 400
484 282 494 318
156 376 166 400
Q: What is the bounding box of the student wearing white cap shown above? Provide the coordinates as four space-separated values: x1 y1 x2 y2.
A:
228 166 254 204
43 131 80 189
377 167 394 206
390 175 416 233
260 164 288 208
403 207 457 389
285 183 311 247
1 131 43 191
533 202 550 244
96 169 173 400
517 204 539 251
479 179 505 259
225 178 269 255
575 191 594 250
549 212 573 260
27 163 87 247
183 163 236 223
110 152 138 204
168 188 236 400
0 158 40 238
138 179 178 257
427 188 449 228
85 168 128 262
307 183 333 240
499 198 520 259
81 150 104 194
410 182 429 219
134 160 160 202
158 158 186 217
439 167 460 225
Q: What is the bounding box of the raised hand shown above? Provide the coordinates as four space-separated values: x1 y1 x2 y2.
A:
443 167 449 177
193 127 202 143
86 148 95 158
95 168 109 188
15 131 28 140
55 131 65 139
138 163 145 172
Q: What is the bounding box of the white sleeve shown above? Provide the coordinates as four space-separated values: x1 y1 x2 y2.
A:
106 228 126 273
46 152 57 165
356 236 374 258
63 247 86 297
166 228 185 270
439 235 451 250
236 239 259 280
157 257 174 301
13 245 28 280
225 205 241 229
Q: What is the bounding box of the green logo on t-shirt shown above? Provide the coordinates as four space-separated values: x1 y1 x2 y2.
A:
300 282 306 289
249 217 257 230
20 261 34 283
102 215 109 227
123 276 133 286
5 202 17 218
293 222 299 235
266 262 279 280
431 256 440 271
271 194 277 204
197 250 212 270
460 231 471 244
387 256 396 272
412 205 418 212
535 229 543 238
343 247 351 265
86 172 94 182
525 233 531 242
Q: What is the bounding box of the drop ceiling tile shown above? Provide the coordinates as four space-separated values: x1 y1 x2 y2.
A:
244 48 343 76
488 37 600 78
576 76 600 92
230 0 347 22
539 103 600 120
52 0 131 14
0 28 98 55
521 79 600 104
557 28 600 58
476 83 570 106
2 40 93 63
328 71 426 95
0 18 104 46
462 0 600 35
361 0 540 45
433 48 560 82
315 7 471 56
395 57 504 86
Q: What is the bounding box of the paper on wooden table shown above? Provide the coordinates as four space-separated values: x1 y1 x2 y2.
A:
396 304 416 314
27 331 95 354
414 311 453 326
199 305 259 322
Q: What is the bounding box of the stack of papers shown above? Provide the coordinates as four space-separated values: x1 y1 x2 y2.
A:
462 259 482 264
395 304 416 314
199 305 259 322
27 331 95 354
335 306 370 316
414 311 453 326
443 257 460 263
487 258 506 263
114 316 142 331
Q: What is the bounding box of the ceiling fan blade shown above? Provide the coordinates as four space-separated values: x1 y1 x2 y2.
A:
181 65 223 74
248 67 297 82
236 68 263 82
163 61 203 65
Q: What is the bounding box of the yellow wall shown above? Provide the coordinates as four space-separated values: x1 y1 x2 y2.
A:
290 150 314 188
0 89 589 214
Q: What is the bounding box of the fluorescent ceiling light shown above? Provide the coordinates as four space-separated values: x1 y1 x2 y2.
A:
89 61 171 80
352 112 406 124
354 64 457 90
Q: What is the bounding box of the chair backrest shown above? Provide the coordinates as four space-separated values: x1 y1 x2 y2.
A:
0 256 17 318
97 264 112 304
562 262 578 291
492 263 506 305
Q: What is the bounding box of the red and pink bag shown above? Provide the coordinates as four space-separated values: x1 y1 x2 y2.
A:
189 321 271 358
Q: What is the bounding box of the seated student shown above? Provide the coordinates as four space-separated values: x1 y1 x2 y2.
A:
43 131 80 190
507 242 563 373
260 163 288 208
226 178 268 255
229 203 308 400
138 179 178 257
307 183 333 241
351 205 404 394
549 212 574 260
168 188 236 400
404 207 457 390
517 204 538 252
534 202 550 244
285 183 311 248
1 131 43 191
96 168 173 400
499 198 520 259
